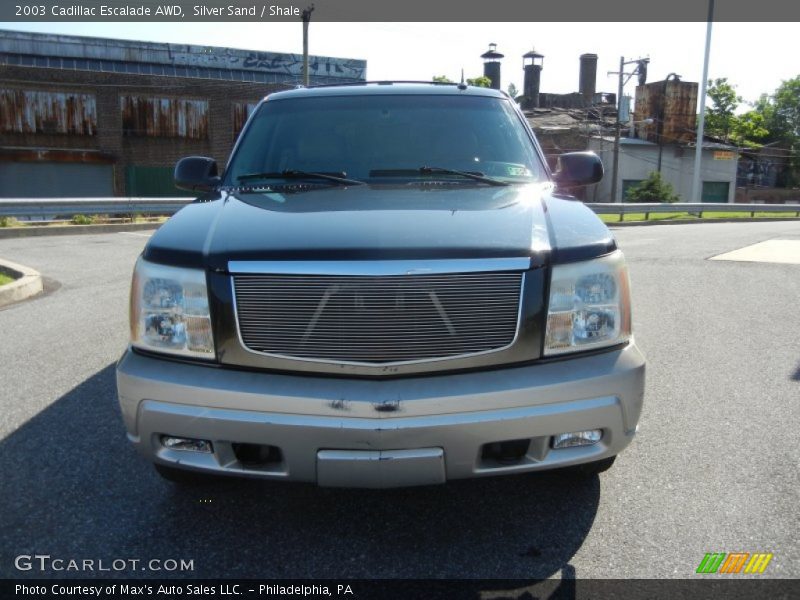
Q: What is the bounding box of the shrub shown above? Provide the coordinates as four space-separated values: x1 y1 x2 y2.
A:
71 214 96 225
624 172 680 203
0 216 20 228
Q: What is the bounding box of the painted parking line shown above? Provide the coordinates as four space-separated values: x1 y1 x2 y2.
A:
710 239 800 265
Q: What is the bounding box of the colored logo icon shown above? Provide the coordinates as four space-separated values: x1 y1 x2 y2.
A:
696 552 773 574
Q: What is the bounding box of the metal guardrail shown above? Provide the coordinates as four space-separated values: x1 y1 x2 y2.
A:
1 197 799 222
0 197 192 219
587 202 800 221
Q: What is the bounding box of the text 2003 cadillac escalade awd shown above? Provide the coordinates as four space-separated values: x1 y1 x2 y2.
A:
116 82 645 487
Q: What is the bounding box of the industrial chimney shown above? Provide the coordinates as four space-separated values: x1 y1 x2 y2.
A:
480 43 504 90
522 49 544 109
579 53 598 104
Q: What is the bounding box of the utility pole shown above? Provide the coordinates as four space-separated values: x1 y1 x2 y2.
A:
610 56 624 204
609 57 649 203
302 4 315 87
691 0 715 203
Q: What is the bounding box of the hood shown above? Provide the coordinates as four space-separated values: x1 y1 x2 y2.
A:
142 183 615 271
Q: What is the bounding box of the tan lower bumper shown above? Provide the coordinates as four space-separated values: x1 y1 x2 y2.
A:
117 343 645 487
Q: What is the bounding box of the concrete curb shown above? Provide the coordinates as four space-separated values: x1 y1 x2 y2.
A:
0 222 162 239
607 217 800 227
0 258 43 308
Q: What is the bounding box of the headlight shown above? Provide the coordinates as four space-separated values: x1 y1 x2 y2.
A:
544 250 631 356
129 257 214 359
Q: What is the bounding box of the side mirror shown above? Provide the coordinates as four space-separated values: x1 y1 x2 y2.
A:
174 156 220 192
553 152 603 187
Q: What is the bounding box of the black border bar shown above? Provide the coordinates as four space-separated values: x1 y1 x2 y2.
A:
4 578 800 600
2 0 800 22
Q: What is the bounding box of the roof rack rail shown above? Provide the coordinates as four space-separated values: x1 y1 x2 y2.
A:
304 80 465 89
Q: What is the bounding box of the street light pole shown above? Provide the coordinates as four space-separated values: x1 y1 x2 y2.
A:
302 4 315 87
691 0 715 203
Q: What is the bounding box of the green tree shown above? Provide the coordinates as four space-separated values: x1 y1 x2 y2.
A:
507 82 519 99
753 76 800 185
705 78 741 142
773 77 800 186
729 110 770 147
772 76 800 139
749 79 800 144
433 75 493 88
750 93 781 140
466 76 492 88
624 171 680 203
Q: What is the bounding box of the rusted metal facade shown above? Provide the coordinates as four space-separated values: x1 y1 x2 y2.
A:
635 80 698 145
232 101 258 141
0 30 365 196
0 89 96 135
120 96 208 139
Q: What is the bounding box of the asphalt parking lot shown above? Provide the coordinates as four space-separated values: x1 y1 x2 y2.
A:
0 222 798 580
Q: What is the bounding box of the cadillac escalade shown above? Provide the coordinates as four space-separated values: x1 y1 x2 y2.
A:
115 82 646 487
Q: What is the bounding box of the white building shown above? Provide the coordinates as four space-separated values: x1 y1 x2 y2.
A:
587 136 739 203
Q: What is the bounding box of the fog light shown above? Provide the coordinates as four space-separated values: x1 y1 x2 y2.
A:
161 436 213 453
551 429 602 449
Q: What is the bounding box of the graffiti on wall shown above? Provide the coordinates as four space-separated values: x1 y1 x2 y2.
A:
169 46 366 81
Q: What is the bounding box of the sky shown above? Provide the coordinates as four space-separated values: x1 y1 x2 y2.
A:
2 21 798 111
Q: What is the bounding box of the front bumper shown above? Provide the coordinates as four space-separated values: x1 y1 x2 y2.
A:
116 343 645 487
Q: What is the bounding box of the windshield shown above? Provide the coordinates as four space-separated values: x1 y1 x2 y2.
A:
224 94 546 186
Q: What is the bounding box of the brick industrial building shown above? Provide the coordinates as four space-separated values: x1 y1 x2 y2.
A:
0 30 366 197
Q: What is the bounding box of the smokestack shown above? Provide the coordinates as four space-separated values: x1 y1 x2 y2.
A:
579 53 598 104
522 49 544 109
480 43 504 90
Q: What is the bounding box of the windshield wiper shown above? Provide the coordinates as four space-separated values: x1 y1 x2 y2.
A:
370 166 508 187
236 170 364 186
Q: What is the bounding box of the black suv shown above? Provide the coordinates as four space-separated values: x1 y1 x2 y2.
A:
117 82 645 488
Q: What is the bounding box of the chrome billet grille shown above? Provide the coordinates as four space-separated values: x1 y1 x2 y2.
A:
233 273 523 364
